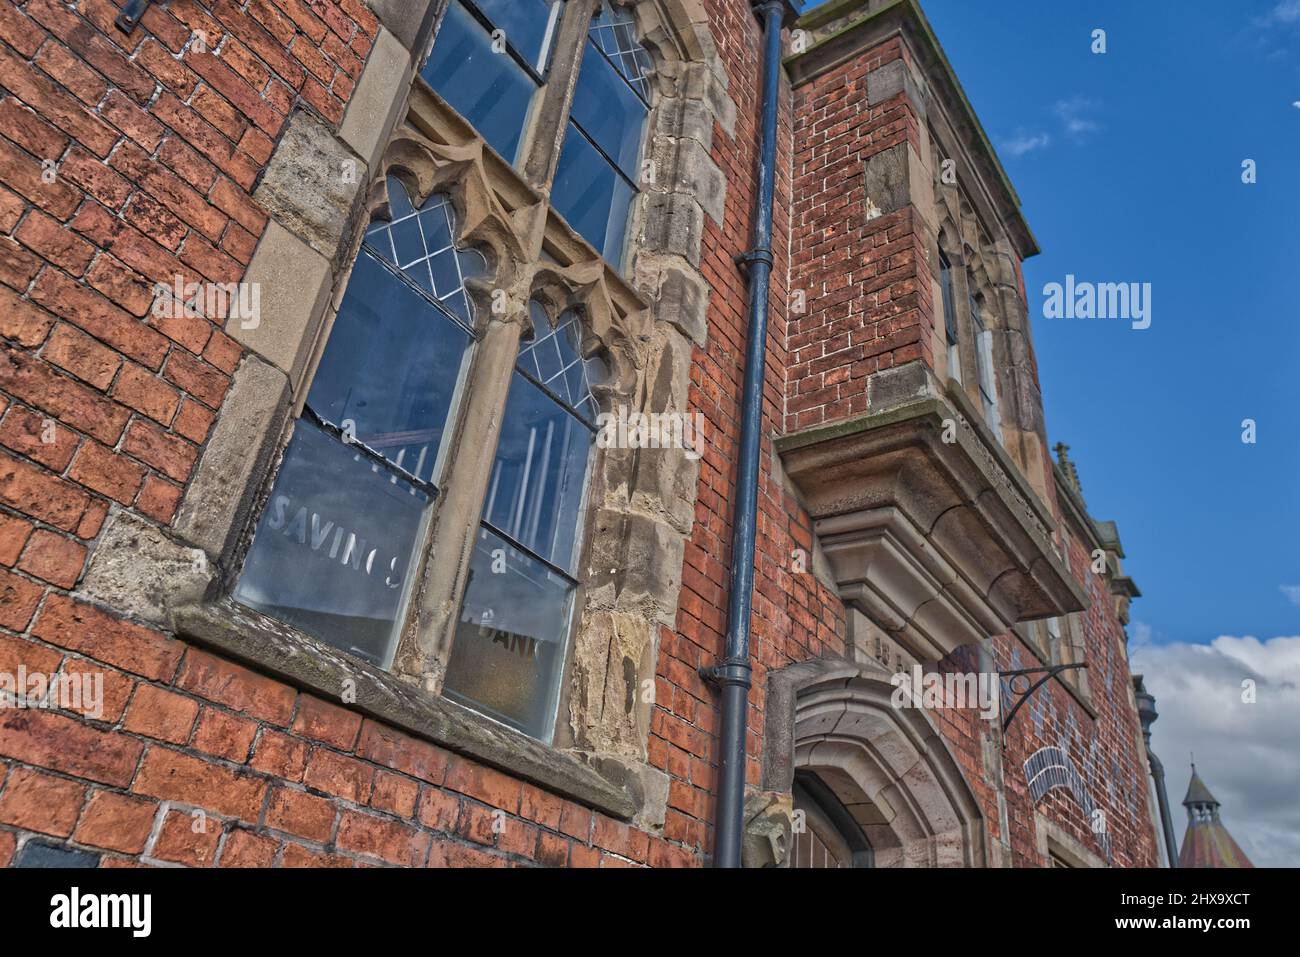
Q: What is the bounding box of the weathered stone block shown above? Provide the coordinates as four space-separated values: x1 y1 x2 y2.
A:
255 110 366 261
79 511 213 625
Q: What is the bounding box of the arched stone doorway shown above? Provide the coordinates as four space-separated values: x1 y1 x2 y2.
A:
760 657 987 868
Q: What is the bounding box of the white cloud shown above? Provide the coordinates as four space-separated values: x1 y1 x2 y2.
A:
1131 629 1300 867
1293 100 1300 108
1054 97 1102 139
999 131 1051 157
1282 585 1300 605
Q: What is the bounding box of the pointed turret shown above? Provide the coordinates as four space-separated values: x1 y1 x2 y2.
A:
1177 764 1253 867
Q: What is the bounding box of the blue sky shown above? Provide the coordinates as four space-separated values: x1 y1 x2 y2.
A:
801 0 1300 864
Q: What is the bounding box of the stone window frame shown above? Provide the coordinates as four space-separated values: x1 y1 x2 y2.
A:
104 0 738 826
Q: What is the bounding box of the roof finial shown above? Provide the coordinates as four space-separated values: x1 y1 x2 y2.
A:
1053 442 1085 500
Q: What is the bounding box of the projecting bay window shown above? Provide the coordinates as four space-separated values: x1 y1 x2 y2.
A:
939 250 961 384
234 2 655 743
969 283 1002 440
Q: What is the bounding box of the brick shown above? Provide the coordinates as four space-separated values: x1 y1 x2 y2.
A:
132 747 267 822
0 766 86 836
35 39 106 105
102 88 166 151
0 708 143 786
355 721 448 785
0 285 56 348
86 256 154 317
249 728 309 781
443 755 523 815
112 362 181 426
74 790 159 853
416 787 460 832
0 346 130 446
335 809 429 867
0 98 69 159
0 236 42 290
192 708 258 762
281 842 352 867
152 808 221 866
292 694 362 750
176 648 296 725
32 595 183 682
0 403 79 472
121 418 198 482
0 453 91 534
123 684 200 744
0 566 41 631
163 349 228 408
60 146 133 209
370 770 419 818
219 828 278 867
0 512 32 565
210 176 267 235
42 322 122 389
426 838 508 868
0 133 79 221
16 528 86 588
68 439 146 504
303 748 374 804
265 786 336 842
136 474 183 524
0 44 119 156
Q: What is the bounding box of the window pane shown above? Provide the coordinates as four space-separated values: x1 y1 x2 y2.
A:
483 370 594 574
569 39 647 179
553 124 635 264
589 1 654 100
234 420 431 670
442 526 575 739
422 0 537 164
306 250 473 487
473 0 563 72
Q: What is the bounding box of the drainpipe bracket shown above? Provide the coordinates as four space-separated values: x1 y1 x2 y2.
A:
700 657 753 691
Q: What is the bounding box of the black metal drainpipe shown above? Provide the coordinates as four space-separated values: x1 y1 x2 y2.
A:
699 0 786 869
1134 679 1179 866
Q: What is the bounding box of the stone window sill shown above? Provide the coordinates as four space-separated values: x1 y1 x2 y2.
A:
170 598 636 821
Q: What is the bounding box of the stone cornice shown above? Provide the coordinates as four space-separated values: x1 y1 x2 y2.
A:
776 366 1086 663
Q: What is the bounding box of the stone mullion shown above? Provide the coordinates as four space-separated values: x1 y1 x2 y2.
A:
520 0 599 191
393 310 525 693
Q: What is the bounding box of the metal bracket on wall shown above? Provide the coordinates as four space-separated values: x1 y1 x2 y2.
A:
115 0 153 33
998 663 1087 735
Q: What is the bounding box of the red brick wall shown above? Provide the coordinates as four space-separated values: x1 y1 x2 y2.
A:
785 37 932 433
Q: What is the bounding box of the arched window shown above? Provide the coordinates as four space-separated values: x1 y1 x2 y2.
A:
234 1 655 744
791 770 873 868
